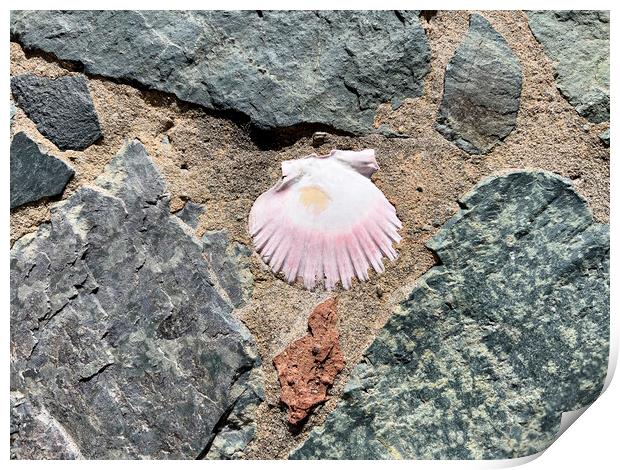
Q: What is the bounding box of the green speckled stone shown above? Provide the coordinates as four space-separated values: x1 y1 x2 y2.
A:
292 171 609 459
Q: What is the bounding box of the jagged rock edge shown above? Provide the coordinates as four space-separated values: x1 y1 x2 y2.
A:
10 39 409 149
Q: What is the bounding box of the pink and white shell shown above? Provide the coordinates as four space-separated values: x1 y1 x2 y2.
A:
249 149 402 290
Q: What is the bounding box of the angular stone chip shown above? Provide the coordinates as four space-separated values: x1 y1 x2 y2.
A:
11 74 102 151
436 14 523 154
10 132 74 209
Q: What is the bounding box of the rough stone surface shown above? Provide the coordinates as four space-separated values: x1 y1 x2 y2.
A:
274 298 345 425
11 392 83 460
528 11 609 123
10 132 74 209
202 230 253 309
436 14 523 154
174 200 205 229
292 171 609 459
11 74 102 150
10 140 263 459
206 371 265 460
10 10 430 135
599 129 609 147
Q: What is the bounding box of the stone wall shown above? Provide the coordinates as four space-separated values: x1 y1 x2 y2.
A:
10 10 609 459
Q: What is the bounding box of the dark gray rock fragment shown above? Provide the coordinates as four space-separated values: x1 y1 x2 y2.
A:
10 74 102 150
528 11 609 123
202 230 253 309
10 132 74 209
10 140 262 459
174 200 205 229
10 10 430 135
599 129 609 147
292 171 609 459
436 14 523 154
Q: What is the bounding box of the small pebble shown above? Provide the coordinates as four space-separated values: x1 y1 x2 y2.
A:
312 131 328 147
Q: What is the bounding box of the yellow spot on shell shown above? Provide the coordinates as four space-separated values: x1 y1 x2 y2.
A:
298 186 330 214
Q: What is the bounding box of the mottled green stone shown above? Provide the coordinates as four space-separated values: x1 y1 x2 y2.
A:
292 171 609 459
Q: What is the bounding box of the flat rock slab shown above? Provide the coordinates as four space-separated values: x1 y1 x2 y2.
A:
436 14 523 154
11 74 102 150
528 11 609 123
292 171 609 459
10 10 430 135
274 298 345 425
10 132 74 209
10 140 262 459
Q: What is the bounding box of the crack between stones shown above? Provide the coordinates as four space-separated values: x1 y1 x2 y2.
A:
343 82 363 111
394 10 406 26
195 394 242 460
78 362 114 383
195 360 254 460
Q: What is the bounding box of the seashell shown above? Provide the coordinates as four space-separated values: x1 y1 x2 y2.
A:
249 149 402 291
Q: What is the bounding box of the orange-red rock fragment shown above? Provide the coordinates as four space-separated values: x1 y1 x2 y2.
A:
273 297 345 425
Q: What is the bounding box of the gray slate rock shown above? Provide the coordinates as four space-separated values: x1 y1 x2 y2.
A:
436 14 523 154
202 230 253 309
10 140 262 459
173 205 254 309
11 74 102 150
10 10 430 135
292 171 609 459
174 200 205 229
11 392 83 460
599 129 609 147
10 132 74 209
528 11 609 123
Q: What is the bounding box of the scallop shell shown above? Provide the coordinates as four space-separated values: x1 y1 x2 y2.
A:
249 149 402 290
